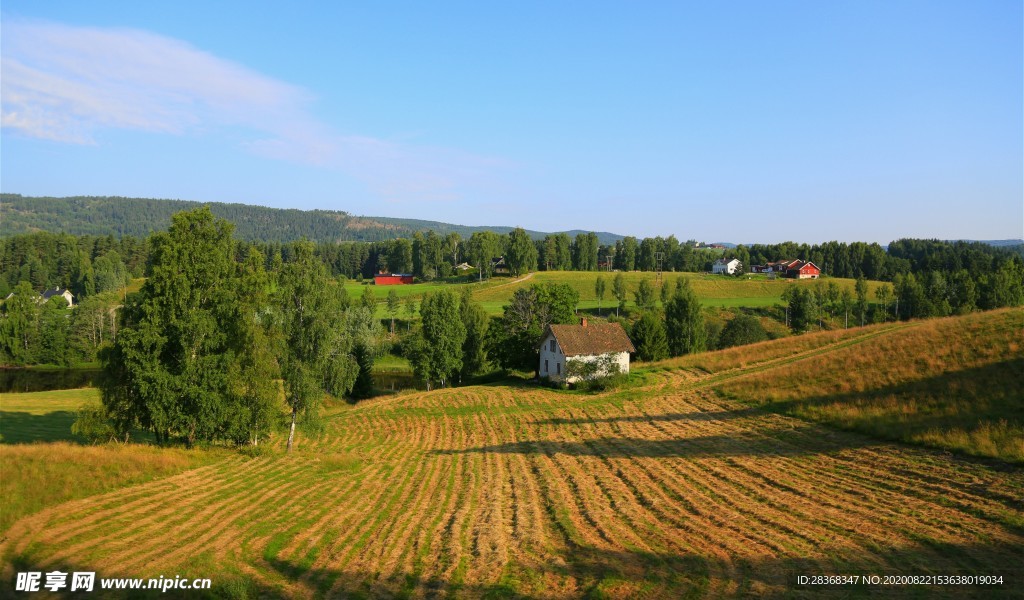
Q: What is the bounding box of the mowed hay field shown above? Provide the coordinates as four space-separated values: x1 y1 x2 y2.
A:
2 312 1023 598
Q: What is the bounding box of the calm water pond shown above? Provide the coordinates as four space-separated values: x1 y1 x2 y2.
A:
373 371 427 392
0 368 101 393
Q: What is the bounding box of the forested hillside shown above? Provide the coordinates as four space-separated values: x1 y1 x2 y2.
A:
0 194 622 244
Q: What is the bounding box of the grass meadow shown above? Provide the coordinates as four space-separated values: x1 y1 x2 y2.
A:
363 270 888 318
0 387 220 534
1 309 1022 597
711 308 1024 463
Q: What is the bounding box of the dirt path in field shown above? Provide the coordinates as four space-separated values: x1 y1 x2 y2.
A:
475 271 534 293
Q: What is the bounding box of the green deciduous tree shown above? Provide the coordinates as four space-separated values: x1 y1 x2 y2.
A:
94 251 130 295
225 247 281 446
505 227 538 276
386 289 400 336
73 253 96 299
634 279 656 311
468 231 503 281
0 281 40 365
100 207 241 446
854 277 869 327
612 272 627 317
412 291 466 389
404 296 416 331
346 305 387 401
279 241 358 451
38 297 71 366
872 283 890 322
595 275 606 316
979 259 1024 310
718 314 768 349
487 283 579 373
459 288 489 379
360 285 377 312
664 278 706 356
840 287 853 328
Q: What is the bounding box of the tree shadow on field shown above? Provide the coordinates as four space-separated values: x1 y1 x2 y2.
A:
536 404 771 427
255 540 1022 599
0 410 81 444
432 424 873 459
738 358 1024 466
5 536 1022 598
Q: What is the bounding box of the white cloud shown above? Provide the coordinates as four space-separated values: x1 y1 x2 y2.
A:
2 20 316 146
1 18 510 202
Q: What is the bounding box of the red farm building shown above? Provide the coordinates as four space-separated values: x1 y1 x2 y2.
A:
373 273 414 285
785 261 821 279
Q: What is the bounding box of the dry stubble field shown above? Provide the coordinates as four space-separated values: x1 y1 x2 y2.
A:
2 314 1023 598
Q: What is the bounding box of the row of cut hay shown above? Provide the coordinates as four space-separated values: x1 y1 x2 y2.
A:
4 313 1023 597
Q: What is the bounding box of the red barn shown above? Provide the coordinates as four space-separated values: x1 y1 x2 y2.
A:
374 273 414 285
785 261 821 279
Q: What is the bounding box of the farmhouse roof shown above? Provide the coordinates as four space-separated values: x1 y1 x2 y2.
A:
788 260 820 271
543 321 636 357
40 287 72 300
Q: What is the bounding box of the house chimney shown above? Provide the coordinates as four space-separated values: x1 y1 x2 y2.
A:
581 318 587 327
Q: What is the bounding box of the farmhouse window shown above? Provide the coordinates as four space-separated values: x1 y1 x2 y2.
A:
544 360 549 374
550 340 556 352
557 363 561 375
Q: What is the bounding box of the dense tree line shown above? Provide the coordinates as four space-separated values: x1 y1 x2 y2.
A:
780 258 1024 334
0 284 122 366
0 231 147 299
4 209 1022 376
7 225 1021 302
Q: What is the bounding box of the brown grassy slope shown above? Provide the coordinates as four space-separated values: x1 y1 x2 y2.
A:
711 308 1024 462
4 370 1022 599
0 442 215 534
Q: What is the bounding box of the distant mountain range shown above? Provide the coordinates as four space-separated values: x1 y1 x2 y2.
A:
949 239 1024 247
2 194 1018 250
0 194 624 245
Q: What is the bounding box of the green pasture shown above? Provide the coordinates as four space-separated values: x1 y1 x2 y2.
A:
0 388 100 444
366 271 887 317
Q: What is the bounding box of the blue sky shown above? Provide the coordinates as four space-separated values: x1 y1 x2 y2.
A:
2 1 1021 244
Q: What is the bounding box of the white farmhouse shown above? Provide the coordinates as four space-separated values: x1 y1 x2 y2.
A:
712 258 741 275
538 319 635 384
40 287 74 307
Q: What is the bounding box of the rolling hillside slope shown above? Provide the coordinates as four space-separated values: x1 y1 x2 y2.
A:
2 310 1021 598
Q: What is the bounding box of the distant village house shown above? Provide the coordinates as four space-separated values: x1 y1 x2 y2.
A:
41 287 75 306
4 287 75 308
712 258 742 275
749 260 821 279
539 320 635 383
491 256 509 275
786 260 821 279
